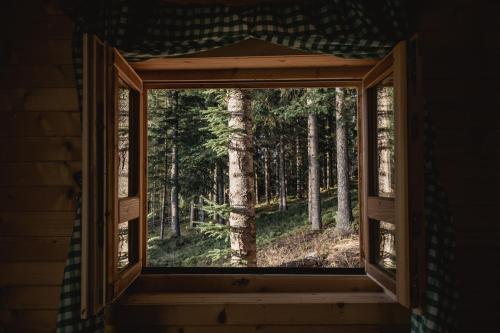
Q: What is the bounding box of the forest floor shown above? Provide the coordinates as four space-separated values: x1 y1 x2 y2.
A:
147 190 361 268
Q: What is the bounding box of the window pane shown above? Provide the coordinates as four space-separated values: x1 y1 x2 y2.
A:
376 220 396 275
376 77 395 198
117 221 129 270
118 84 130 198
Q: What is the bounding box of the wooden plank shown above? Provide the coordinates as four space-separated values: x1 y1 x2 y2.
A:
0 309 58 329
0 111 80 137
1 0 65 16
0 162 80 186
110 302 409 326
111 325 409 333
0 88 78 112
132 55 378 71
0 309 58 333
130 274 382 293
139 67 373 83
0 15 73 40
118 292 398 305
0 262 65 286
3 39 72 65
119 197 140 223
367 197 395 224
0 286 60 310
0 65 76 88
0 137 81 161
0 211 74 237
0 236 70 262
114 49 143 93
393 41 410 308
0 187 76 211
144 80 361 89
363 54 393 89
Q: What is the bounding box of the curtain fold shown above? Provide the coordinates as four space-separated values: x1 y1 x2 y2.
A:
75 0 408 61
410 113 459 333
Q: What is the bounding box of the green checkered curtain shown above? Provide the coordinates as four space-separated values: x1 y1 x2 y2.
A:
410 114 459 332
74 0 408 61
56 196 104 332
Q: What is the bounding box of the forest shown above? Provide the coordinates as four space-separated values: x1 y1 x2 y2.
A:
119 87 365 268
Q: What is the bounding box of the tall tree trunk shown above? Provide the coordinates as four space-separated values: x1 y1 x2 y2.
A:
254 169 259 205
295 136 302 199
199 195 205 222
227 89 256 267
327 110 335 189
278 134 287 211
264 149 270 205
170 93 180 237
216 161 225 224
161 106 170 240
189 200 196 228
335 88 352 236
308 109 322 231
326 151 331 190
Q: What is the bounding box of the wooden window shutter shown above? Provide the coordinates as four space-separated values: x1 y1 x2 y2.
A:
360 40 421 308
82 35 145 316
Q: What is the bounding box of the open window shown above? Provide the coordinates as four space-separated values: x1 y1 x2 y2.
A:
82 35 422 316
82 35 145 317
360 40 423 308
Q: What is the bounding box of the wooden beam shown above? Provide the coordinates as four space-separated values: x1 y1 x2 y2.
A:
144 80 361 89
139 67 372 83
132 55 378 71
130 274 382 293
110 298 409 326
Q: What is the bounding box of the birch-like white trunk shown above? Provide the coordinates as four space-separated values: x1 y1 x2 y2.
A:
228 89 256 267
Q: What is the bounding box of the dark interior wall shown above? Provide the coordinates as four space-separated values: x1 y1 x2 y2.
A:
418 0 500 330
0 0 498 332
0 1 78 332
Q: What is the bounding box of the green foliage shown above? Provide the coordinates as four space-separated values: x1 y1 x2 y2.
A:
199 196 231 220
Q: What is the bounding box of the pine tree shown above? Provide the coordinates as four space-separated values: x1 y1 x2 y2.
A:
335 88 353 236
227 89 256 267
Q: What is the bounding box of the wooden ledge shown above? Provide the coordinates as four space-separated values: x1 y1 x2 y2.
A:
116 292 397 305
127 274 383 293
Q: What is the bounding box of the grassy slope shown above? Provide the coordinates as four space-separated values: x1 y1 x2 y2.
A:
147 190 359 267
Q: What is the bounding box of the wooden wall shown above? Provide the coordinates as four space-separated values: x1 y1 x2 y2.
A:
0 1 78 332
0 0 499 332
418 0 500 331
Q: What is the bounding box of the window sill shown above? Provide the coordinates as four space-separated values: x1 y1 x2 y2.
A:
107 274 409 330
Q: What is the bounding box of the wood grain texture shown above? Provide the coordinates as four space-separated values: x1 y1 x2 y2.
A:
0 88 79 112
110 299 409 326
0 162 80 186
0 286 61 309
129 274 382 293
0 236 70 262
0 211 75 236
0 137 81 161
111 325 409 333
0 111 80 137
0 187 76 211
0 262 65 286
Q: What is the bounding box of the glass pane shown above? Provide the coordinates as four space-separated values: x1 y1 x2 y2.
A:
377 220 396 274
117 221 129 270
376 76 395 198
118 85 130 198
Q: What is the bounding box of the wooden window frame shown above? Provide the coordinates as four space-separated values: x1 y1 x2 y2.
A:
82 35 423 315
